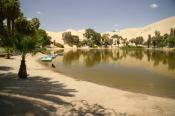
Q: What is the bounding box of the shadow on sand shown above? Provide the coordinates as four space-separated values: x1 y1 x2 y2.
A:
0 72 77 116
0 72 122 116
0 66 13 71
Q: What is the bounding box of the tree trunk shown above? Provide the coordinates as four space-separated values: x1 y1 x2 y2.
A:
7 18 11 35
6 48 11 59
18 53 27 79
6 53 10 59
12 19 15 36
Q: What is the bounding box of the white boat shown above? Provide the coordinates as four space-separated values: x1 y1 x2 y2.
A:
41 55 55 62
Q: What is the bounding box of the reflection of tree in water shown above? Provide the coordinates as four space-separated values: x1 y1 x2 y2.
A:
85 50 101 67
145 50 151 62
101 49 112 63
111 49 123 61
62 49 175 70
128 49 144 60
63 50 82 65
167 52 175 70
148 50 175 70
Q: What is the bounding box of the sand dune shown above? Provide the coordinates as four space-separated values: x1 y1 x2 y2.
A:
114 16 175 40
47 16 175 44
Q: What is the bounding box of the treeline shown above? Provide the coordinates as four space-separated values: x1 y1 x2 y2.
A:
62 28 175 48
145 29 175 48
62 28 112 48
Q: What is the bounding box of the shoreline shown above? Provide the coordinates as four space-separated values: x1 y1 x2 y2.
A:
1 53 175 115
46 47 175 51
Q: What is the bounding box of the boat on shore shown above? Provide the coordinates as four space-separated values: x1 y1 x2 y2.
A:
41 54 57 62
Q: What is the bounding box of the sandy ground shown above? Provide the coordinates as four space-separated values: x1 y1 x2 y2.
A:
0 53 175 116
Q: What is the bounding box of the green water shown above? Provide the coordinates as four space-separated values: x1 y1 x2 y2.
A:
50 49 175 99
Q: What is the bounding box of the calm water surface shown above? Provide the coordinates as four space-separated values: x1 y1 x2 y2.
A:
49 49 175 99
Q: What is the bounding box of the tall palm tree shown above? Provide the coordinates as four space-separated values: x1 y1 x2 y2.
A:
0 1 5 31
3 0 21 35
0 0 21 59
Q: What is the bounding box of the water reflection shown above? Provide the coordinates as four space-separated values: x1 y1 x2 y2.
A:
62 49 175 70
51 49 175 99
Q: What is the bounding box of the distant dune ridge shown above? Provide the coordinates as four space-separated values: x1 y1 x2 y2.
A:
47 16 175 44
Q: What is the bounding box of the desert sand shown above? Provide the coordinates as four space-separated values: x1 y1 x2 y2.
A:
47 16 175 45
0 53 175 116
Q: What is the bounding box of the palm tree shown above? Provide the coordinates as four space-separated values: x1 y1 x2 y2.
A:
0 0 6 32
15 17 40 79
3 0 21 35
0 0 21 59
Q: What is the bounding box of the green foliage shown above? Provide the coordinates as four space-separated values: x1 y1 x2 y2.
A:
83 28 95 40
101 34 112 47
35 29 51 47
15 17 37 35
167 36 175 47
121 45 144 49
146 34 152 48
14 33 37 53
167 28 175 48
145 29 175 48
0 0 52 78
31 18 40 29
83 28 101 47
62 32 81 47
135 36 144 46
72 35 80 47
62 32 73 46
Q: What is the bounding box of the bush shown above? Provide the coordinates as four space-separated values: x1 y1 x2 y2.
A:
121 45 144 49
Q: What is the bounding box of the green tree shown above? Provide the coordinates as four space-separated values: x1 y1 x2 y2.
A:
101 34 110 47
0 0 21 58
62 32 81 47
1 0 51 79
134 36 144 46
83 28 101 47
14 17 41 79
167 28 175 47
153 31 161 48
72 35 80 47
147 34 152 48
2 0 21 35
35 29 51 47
62 32 73 46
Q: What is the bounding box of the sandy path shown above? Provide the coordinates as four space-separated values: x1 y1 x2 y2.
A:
0 53 175 116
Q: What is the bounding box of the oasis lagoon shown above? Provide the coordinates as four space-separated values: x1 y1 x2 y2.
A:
47 49 175 99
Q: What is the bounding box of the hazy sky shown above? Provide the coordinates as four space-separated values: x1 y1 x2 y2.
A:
20 0 175 32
